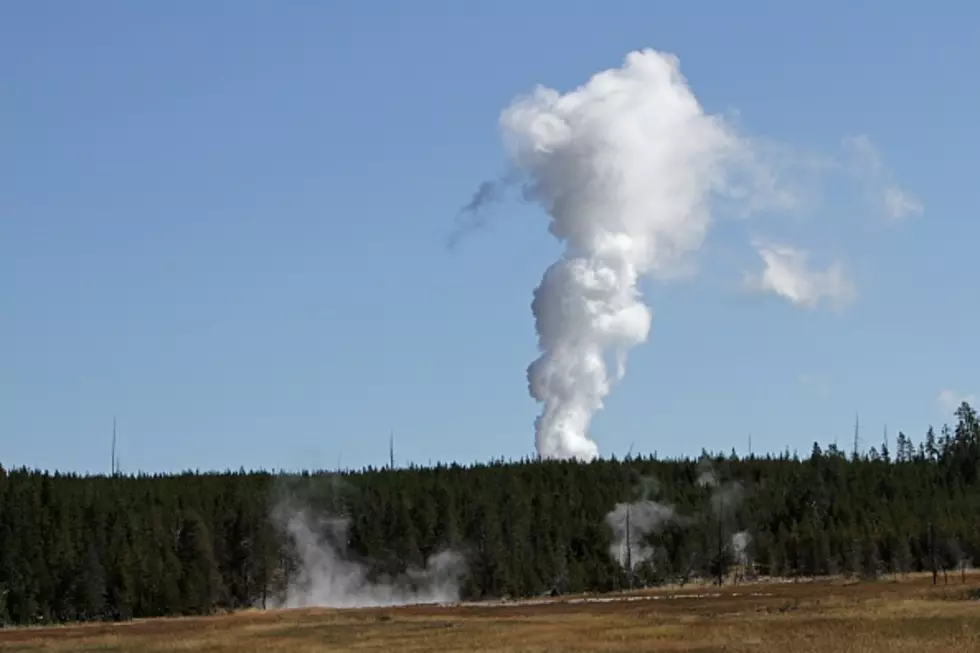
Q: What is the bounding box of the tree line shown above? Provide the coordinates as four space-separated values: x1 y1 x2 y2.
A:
0 402 977 625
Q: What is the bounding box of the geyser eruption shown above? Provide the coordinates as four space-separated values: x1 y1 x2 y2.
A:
496 49 760 460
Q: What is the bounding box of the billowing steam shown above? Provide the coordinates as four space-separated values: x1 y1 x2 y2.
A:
606 462 749 577
605 474 683 571
270 501 466 609
477 49 790 460
605 499 676 569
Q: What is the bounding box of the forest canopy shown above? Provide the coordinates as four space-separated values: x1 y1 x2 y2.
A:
0 402 977 625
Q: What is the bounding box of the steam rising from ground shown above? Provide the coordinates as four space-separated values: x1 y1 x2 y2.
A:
606 499 676 569
697 461 745 516
731 531 752 566
606 474 683 570
270 501 465 609
606 463 748 575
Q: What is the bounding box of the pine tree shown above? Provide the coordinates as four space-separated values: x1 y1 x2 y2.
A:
74 536 106 621
1 406 980 624
176 511 218 615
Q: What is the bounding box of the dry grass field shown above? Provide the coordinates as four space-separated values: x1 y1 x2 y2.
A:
2 574 979 652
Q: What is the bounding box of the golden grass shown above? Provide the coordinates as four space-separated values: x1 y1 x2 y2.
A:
2 574 979 652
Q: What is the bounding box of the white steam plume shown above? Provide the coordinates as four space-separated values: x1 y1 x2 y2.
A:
731 531 752 566
605 500 676 569
494 49 787 460
605 475 682 571
270 502 465 609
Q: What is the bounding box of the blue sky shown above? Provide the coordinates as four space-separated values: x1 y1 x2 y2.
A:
3 1 977 475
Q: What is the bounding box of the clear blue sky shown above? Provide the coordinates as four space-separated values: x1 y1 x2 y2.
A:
3 1 977 475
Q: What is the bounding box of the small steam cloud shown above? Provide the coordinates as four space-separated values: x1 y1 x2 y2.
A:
270 501 466 609
634 474 661 499
696 459 745 515
742 241 856 309
696 468 717 489
605 500 676 569
605 474 680 570
731 531 752 566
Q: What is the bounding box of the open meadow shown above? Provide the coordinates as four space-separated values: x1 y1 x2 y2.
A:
1 573 978 652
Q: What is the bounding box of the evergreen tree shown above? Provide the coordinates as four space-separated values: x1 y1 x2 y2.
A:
0 404 979 623
175 511 218 615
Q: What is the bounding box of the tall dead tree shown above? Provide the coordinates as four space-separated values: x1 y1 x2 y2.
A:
111 417 117 476
853 413 861 460
717 493 725 585
929 463 938 585
624 442 635 591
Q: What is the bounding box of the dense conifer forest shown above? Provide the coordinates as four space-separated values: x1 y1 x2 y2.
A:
0 402 977 626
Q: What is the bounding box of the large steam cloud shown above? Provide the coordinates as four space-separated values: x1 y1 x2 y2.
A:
491 50 780 460
459 48 920 461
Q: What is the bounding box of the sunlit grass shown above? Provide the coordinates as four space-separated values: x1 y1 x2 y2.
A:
2 573 978 652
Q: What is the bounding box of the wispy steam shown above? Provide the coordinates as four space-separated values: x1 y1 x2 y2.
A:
447 170 521 249
697 459 745 515
711 481 744 515
937 388 976 415
696 467 717 489
842 134 923 222
270 501 466 609
947 538 973 575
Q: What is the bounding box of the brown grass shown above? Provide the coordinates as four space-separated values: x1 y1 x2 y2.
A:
2 574 979 652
